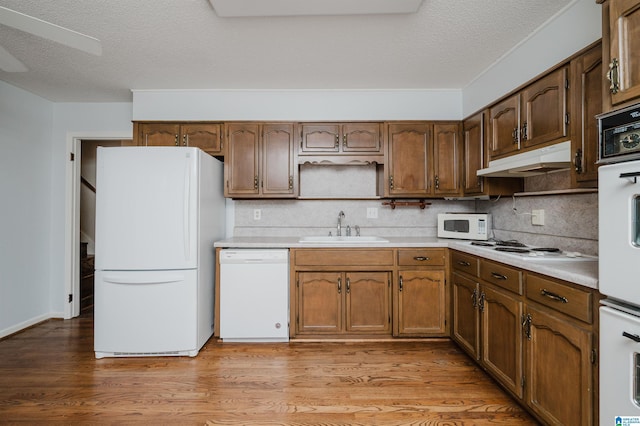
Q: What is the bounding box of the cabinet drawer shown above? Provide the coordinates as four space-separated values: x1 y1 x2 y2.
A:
526 274 592 323
451 251 479 276
480 259 523 295
294 249 394 267
398 249 445 266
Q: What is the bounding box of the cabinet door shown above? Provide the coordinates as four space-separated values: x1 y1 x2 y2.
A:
299 124 340 153
386 123 431 196
433 123 460 196
609 0 640 105
182 123 223 155
489 94 520 157
345 272 391 334
481 284 523 399
521 67 568 149
262 123 296 197
225 123 260 197
451 272 480 360
524 305 593 426
397 269 446 336
341 123 383 154
297 272 343 334
463 112 484 194
571 43 602 187
139 123 180 147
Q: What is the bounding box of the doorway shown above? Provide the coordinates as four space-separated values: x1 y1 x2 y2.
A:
65 134 132 319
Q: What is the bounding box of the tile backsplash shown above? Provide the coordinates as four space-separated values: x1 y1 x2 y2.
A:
229 168 599 256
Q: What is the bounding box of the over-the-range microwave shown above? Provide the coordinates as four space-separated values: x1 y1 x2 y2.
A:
437 213 491 241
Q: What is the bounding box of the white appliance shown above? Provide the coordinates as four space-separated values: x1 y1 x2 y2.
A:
437 213 490 241
94 147 225 358
219 249 289 342
599 159 640 423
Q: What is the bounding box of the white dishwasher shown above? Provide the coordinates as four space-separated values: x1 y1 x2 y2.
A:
219 249 289 342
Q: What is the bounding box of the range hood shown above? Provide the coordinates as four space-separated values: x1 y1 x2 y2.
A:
476 141 572 178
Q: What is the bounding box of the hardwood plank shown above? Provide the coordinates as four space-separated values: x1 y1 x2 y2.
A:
0 315 539 425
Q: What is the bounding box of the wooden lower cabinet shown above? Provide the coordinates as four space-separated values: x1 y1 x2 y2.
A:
524 305 594 426
296 270 391 335
451 272 480 359
395 269 446 336
481 284 523 399
450 250 597 425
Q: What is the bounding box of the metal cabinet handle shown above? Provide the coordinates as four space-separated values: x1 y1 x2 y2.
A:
540 289 568 304
343 134 347 148
346 277 350 294
288 176 293 190
479 292 486 313
337 277 342 294
574 149 583 174
435 175 440 190
399 276 403 292
174 134 179 146
491 272 508 280
183 134 188 146
389 175 394 190
523 313 532 340
253 176 258 190
471 288 478 308
521 122 528 141
335 134 339 148
607 58 620 94
512 127 519 144
413 256 430 261
623 331 640 343
457 260 470 267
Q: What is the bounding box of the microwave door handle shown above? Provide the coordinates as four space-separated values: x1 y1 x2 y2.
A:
620 171 640 184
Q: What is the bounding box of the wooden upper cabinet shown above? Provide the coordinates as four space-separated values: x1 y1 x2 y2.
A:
521 67 568 149
262 124 296 196
571 42 603 188
433 122 461 196
138 123 181 147
489 94 521 157
385 123 431 196
225 123 260 197
136 122 224 155
463 112 484 194
225 123 297 198
607 0 640 106
299 123 383 156
181 124 223 154
489 67 568 159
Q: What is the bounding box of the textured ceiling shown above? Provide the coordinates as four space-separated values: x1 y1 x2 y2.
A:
0 0 575 102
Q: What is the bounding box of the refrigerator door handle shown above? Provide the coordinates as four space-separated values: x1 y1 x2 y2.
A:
102 273 185 285
183 157 191 262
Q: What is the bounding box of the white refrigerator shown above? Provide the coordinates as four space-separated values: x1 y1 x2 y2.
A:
93 146 225 358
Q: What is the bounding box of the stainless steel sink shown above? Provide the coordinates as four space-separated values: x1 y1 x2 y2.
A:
298 236 389 244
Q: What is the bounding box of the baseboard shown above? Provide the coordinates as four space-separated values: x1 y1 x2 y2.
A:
0 312 64 340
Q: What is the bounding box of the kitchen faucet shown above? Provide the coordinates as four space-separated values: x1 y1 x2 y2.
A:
337 211 345 236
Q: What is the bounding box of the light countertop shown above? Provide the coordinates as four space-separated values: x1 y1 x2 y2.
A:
214 237 598 290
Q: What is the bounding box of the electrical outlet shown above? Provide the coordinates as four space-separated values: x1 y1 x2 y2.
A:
367 207 378 219
531 209 545 226
253 209 261 220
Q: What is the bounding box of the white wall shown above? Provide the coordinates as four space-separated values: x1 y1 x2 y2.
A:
0 81 54 336
463 0 601 116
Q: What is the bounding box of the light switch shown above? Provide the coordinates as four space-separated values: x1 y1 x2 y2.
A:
367 207 378 219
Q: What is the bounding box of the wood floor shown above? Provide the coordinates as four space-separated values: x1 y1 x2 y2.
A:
0 315 539 425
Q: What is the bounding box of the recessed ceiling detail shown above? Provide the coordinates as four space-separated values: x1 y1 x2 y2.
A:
208 0 425 17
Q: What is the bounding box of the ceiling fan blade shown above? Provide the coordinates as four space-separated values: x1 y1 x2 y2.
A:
0 45 27 72
0 6 102 56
